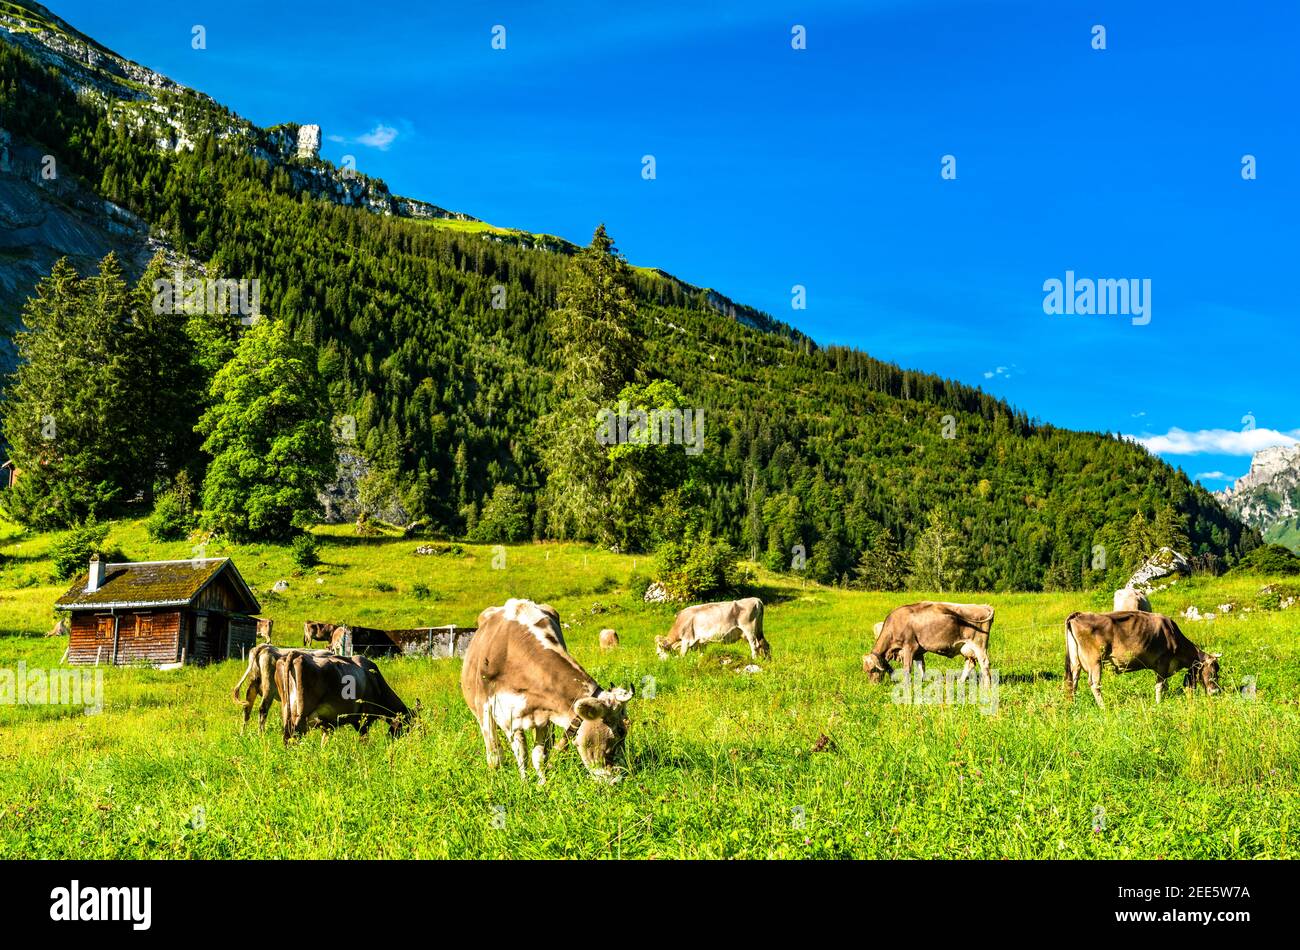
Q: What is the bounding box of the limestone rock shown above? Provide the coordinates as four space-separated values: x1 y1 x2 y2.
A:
297 124 321 160
1126 548 1191 592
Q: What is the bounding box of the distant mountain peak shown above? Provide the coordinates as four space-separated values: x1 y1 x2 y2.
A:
1216 443 1300 545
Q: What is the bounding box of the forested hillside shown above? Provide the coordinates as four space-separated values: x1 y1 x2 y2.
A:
0 5 1258 590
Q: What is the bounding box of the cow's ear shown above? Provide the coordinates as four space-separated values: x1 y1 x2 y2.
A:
574 697 605 721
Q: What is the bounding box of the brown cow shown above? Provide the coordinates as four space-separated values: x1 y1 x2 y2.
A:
1065 611 1221 706
863 602 994 687
231 644 334 732
276 652 411 742
461 599 633 784
303 620 343 648
655 597 769 660
599 629 620 650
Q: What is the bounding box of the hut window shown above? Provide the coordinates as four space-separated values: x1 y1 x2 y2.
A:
135 616 154 638
95 617 112 639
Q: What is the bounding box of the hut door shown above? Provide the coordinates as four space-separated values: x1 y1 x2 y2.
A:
210 615 230 661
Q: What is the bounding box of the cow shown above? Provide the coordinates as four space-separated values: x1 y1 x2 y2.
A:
231 644 334 732
461 599 633 785
862 602 994 687
599 629 620 650
1112 588 1152 612
276 652 411 743
256 618 274 643
655 597 769 660
1064 611 1221 706
303 620 342 648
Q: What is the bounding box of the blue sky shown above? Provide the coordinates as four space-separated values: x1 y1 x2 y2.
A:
53 0 1298 486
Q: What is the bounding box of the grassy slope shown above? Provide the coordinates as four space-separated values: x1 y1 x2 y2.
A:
1 516 1298 858
1265 517 1300 553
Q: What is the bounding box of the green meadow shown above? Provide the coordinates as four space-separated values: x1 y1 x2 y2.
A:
1 516 1298 859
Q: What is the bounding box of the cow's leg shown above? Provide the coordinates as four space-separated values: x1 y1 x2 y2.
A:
1086 662 1105 708
530 724 553 785
257 688 275 733
899 644 917 693
508 730 529 780
743 625 770 660
1154 674 1168 704
479 705 503 769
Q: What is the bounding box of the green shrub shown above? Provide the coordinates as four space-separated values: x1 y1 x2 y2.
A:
50 520 111 581
1233 544 1300 576
1257 584 1299 611
412 582 433 600
654 534 740 603
627 572 653 601
145 491 194 542
291 533 320 569
468 485 531 542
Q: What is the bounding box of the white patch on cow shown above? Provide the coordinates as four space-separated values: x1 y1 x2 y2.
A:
488 691 528 732
504 598 564 651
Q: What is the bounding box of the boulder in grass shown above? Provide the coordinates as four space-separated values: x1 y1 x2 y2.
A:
1126 548 1191 593
599 629 619 650
643 582 670 604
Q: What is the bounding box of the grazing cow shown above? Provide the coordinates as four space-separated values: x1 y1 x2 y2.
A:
1064 611 1221 706
655 597 769 660
599 629 620 650
256 618 274 643
1112 588 1152 612
276 652 411 742
303 620 342 648
461 599 633 784
862 602 994 687
231 644 333 732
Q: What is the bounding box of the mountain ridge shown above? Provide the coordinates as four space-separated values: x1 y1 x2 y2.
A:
0 0 1260 587
0 0 793 341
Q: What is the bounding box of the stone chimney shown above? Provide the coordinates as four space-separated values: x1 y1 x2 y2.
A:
87 554 106 593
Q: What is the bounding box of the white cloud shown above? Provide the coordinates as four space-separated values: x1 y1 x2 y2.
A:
1127 427 1300 456
357 124 399 150
1193 471 1233 481
983 365 1014 381
329 123 403 152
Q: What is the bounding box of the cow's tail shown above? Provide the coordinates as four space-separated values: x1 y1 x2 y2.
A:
232 649 257 704
1064 613 1081 695
285 655 304 735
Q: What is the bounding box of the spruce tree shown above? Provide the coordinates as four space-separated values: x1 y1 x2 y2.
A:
536 225 640 542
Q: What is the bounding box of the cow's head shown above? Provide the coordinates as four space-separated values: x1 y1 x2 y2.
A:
654 636 672 660
1187 651 1223 695
573 686 634 783
862 651 893 684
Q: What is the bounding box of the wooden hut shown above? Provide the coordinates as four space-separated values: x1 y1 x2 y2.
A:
56 555 262 667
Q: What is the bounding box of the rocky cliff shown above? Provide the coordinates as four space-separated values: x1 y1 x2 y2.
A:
1216 443 1300 547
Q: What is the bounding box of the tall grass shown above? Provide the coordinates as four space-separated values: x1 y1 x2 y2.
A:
1 518 1297 858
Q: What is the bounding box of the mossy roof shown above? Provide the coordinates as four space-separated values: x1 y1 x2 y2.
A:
55 558 261 613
